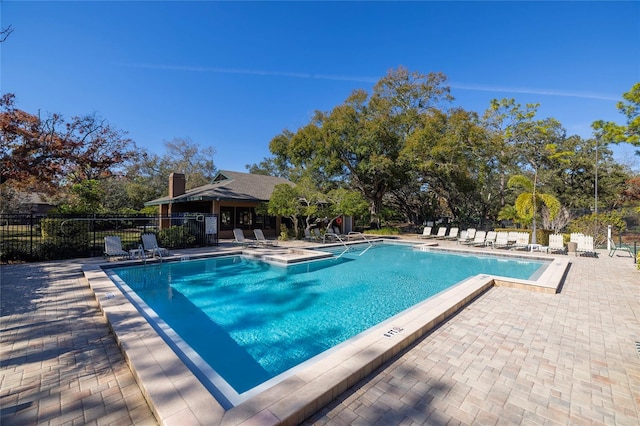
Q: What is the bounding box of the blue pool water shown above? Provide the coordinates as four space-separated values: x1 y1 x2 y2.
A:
110 243 546 396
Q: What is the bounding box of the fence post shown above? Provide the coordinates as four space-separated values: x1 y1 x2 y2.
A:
30 213 34 258
92 213 96 256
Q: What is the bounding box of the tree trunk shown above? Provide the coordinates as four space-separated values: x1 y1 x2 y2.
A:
369 197 383 229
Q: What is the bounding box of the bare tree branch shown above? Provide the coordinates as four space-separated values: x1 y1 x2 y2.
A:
1 25 14 43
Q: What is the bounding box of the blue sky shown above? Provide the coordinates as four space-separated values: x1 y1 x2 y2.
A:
2 1 639 173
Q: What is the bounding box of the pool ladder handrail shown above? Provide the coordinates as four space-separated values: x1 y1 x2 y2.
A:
133 244 147 264
347 232 374 256
153 244 164 263
329 231 374 258
324 232 349 259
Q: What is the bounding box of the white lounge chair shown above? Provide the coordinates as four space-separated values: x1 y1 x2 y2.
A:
444 227 459 240
493 232 511 249
233 228 257 247
547 234 566 254
104 236 129 260
432 227 447 239
460 228 477 245
470 230 487 246
513 232 530 250
608 238 634 257
576 234 596 257
506 231 521 248
418 227 432 239
483 231 497 248
570 233 584 245
141 233 169 257
254 229 278 246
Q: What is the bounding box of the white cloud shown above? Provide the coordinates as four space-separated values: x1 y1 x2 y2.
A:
115 63 377 83
116 62 619 101
450 82 619 101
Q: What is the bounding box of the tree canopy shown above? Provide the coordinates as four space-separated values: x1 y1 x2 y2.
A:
254 76 638 231
592 82 640 148
0 93 135 191
3 70 638 234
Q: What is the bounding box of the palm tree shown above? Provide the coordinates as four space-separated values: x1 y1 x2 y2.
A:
508 175 561 244
497 204 530 228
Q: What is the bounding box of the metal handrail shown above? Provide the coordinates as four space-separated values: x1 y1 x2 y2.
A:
347 232 374 256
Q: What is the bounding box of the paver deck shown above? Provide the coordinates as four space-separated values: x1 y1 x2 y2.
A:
1 240 639 425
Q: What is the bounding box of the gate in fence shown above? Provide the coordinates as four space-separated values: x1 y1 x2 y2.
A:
0 213 218 262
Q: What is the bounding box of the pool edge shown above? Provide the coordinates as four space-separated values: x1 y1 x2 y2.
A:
83 247 569 426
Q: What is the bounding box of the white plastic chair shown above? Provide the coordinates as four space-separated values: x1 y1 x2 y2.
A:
104 236 129 260
254 229 278 246
141 233 169 257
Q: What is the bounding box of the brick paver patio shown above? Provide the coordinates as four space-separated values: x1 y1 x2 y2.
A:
1 260 156 425
1 243 639 425
306 247 640 425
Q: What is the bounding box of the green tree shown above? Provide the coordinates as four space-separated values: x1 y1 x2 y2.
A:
507 175 561 242
481 99 538 208
497 204 527 227
402 108 490 226
269 67 452 226
322 188 369 229
592 82 640 150
510 115 572 243
266 180 321 239
267 184 302 238
53 180 105 213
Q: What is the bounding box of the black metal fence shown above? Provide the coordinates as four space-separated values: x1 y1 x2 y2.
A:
0 213 218 262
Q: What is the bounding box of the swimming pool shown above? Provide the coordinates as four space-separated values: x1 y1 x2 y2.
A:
107 242 548 406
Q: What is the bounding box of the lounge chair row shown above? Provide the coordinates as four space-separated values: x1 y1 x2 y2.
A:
104 233 169 260
233 228 278 247
456 229 538 251
418 227 459 240
454 230 602 256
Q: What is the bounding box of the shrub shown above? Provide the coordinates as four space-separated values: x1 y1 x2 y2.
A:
39 218 90 258
568 211 627 248
364 227 400 236
279 224 289 241
157 226 196 248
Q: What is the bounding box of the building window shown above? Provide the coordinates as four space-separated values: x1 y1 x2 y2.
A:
220 206 275 230
256 213 275 229
220 207 234 230
236 207 254 228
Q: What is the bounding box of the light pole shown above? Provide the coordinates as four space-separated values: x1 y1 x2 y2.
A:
595 137 598 216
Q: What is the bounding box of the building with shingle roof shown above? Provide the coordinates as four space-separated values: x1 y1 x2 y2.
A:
145 170 294 239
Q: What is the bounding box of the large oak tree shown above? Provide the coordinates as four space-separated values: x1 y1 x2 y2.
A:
268 66 452 226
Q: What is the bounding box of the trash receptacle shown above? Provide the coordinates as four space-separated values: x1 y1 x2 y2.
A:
567 241 577 254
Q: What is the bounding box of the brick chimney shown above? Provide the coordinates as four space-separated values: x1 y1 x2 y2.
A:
169 173 186 198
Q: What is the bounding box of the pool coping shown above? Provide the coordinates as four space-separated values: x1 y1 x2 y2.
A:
82 241 569 425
